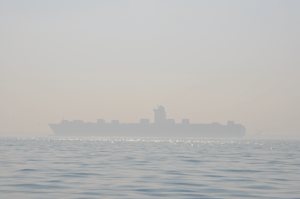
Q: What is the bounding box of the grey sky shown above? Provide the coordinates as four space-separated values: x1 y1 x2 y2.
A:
0 0 299 136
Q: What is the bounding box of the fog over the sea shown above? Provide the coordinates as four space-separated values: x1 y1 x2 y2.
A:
0 0 299 136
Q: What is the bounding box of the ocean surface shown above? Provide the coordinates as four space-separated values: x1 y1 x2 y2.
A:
0 137 299 199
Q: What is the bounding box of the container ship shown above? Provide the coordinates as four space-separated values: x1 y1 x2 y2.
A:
49 106 246 137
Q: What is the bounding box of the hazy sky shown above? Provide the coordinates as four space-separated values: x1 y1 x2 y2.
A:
0 0 299 136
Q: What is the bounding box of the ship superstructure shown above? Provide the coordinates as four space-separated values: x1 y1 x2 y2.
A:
49 106 246 137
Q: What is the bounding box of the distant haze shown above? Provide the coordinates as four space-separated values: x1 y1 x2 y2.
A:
0 0 299 136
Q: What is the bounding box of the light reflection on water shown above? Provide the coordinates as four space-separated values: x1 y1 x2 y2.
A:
0 137 299 198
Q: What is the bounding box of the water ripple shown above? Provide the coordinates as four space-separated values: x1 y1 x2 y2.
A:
0 137 299 198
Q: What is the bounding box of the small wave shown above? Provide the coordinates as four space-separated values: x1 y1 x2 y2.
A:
19 169 38 172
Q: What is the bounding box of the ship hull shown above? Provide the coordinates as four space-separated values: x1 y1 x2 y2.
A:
49 123 245 138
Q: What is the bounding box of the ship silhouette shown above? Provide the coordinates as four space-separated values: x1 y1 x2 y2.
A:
49 106 246 137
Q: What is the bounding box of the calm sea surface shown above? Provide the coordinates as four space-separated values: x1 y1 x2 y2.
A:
0 137 299 199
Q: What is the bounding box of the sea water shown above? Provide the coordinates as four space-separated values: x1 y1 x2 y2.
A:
0 137 299 198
